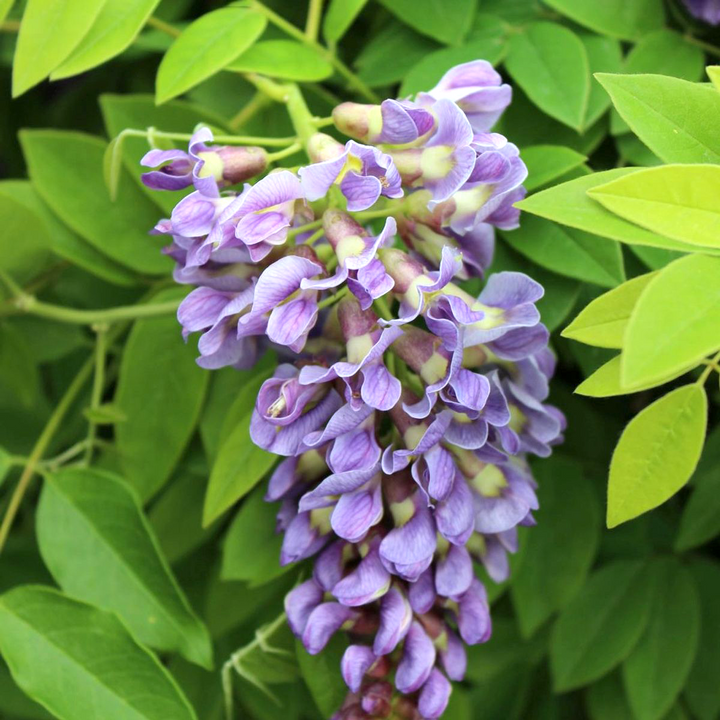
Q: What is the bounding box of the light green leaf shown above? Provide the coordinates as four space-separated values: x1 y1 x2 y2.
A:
575 354 697 398
502 215 624 288
19 130 169 275
0 585 198 720
51 0 162 79
115 288 209 501
511 456 600 637
221 485 291 587
323 0 368 42
622 254 720 386
522 145 586 192
228 40 333 82
376 0 476 45
596 74 720 164
542 0 664 40
37 467 212 668
580 34 622 128
562 272 657 348
607 384 707 528
156 7 267 103
516 168 717 253
623 559 700 720
296 634 348 718
203 407 276 526
0 180 138 287
708 64 720 90
0 0 14 25
11 0 106 96
610 30 705 135
550 560 652 691
675 428 720 552
590 165 720 250
685 560 720 720
505 22 589 130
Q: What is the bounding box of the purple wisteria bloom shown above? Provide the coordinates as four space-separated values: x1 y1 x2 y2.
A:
144 58 564 720
684 0 720 23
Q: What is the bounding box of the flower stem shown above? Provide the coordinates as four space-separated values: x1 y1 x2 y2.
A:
373 296 394 322
228 91 272 131
4 294 181 325
697 350 720 385
305 0 324 41
116 126 296 148
317 286 349 310
313 116 335 128
146 15 182 38
83 326 108 466
267 142 303 162
288 219 324 240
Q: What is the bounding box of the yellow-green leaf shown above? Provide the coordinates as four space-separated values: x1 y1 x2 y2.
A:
156 7 266 103
622 254 720 386
228 40 333 82
607 384 707 528
590 164 720 250
562 272 657 348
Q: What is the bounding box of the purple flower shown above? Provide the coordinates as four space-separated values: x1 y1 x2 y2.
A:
141 127 268 194
684 0 720 23
418 60 512 133
418 669 452 719
299 140 403 211
395 621 436 693
341 645 378 692
332 99 435 145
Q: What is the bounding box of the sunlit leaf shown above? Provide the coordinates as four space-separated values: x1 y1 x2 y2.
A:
376 0 476 45
228 40 333 82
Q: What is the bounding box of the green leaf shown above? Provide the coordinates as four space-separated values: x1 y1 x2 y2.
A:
0 0 14 25
156 7 267 103
542 0 664 40
575 354 696 398
0 180 138 287
623 559 700 720
708 64 720 90
51 0 162 79
596 74 720 164
505 22 589 130
228 40 333 82
629 244 682 271
610 30 705 135
376 0 476 45
115 289 209 501
502 215 625 288
296 635 348 718
623 254 720 386
615 133 662 166
685 560 720 720
203 408 276 527
590 165 720 250
0 324 41 410
522 145 586 192
581 34 623 128
675 428 720 551
37 467 212 669
511 456 601 637
0 447 11 490
323 0 368 42
0 585 197 720
11 0 106 96
19 130 169 275
607 384 708 528
586 672 634 720
149 468 217 565
221 484 291 587
516 168 716 253
562 272 657 348
550 560 653 691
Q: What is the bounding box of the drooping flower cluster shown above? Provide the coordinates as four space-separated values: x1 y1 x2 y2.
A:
683 0 720 24
144 60 564 719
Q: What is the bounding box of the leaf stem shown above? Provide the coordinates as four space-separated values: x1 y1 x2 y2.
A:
228 91 271 131
83 326 108 466
697 350 720 385
287 218 324 240
305 0 324 41
317 286 348 310
684 33 720 59
266 141 303 163
146 15 182 38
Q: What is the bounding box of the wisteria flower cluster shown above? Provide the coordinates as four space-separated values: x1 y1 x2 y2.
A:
144 60 564 719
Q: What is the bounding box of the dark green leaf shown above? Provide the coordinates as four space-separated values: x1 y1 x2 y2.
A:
511 456 601 637
296 634 348 718
581 34 623 128
37 467 213 669
550 560 652 691
115 288 209 501
522 145 586 192
0 585 198 720
585 672 634 720
376 0 476 45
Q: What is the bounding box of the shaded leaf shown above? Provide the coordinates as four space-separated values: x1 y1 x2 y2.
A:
581 34 623 128
323 0 368 42
522 145 586 192
296 634 348 718
376 0 476 45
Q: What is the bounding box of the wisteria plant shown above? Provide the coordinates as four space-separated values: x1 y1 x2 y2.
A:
1 1 720 720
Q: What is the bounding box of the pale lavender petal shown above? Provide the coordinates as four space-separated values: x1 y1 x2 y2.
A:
267 296 318 349
331 478 383 542
436 473 474 545
455 579 491 645
396 621 436 693
299 153 347 201
409 568 436 614
435 545 473 597
418 669 452 719
251 256 322 314
440 630 466 681
332 547 391 606
314 540 346 591
340 171 382 212
285 580 322 636
302 602 354 654
360 363 401 411
380 503 436 567
342 645 377 692
373 587 412 656
241 170 303 213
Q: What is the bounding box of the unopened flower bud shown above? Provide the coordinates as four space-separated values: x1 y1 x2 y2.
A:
307 132 346 163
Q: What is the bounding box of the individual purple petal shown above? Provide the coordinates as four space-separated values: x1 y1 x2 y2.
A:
360 363 401 411
380 500 437 569
379 99 434 143
267 296 318 350
454 579 492 645
332 546 391 607
342 645 377 692
435 544 473 597
435 473 474 545
302 602 355 654
340 171 382 211
266 456 299 501
373 587 413 656
171 191 219 236
314 540 347 591
439 629 467 682
279 510 330 565
177 286 230 337
241 169 303 213
285 579 323 636
395 621 436 694
299 152 348 201
418 669 452 719
331 477 383 543
250 255 323 315
409 568 436 614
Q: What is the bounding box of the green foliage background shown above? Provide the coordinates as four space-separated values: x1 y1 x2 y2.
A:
0 0 720 719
